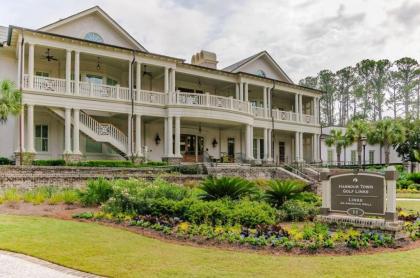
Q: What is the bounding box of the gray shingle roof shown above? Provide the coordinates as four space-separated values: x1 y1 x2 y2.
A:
223 51 264 72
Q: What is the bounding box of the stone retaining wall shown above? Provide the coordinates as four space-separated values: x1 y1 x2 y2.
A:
0 166 205 190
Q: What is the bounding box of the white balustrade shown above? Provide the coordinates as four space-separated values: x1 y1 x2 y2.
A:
252 107 265 118
138 90 166 105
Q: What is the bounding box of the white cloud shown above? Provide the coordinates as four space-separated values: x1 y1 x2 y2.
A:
1 0 419 82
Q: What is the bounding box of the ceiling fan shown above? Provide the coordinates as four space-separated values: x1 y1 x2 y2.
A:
41 48 58 62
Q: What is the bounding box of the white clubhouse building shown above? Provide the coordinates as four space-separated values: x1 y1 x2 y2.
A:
0 6 322 164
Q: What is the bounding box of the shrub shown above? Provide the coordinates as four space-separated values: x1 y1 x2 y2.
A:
280 199 319 221
198 176 257 200
32 159 66 166
2 189 21 203
170 164 202 174
79 178 113 206
264 179 306 207
0 157 12 165
293 192 321 205
407 172 420 184
62 189 79 205
397 179 414 189
23 190 45 205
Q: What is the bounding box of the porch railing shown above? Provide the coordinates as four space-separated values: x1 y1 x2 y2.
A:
23 75 318 125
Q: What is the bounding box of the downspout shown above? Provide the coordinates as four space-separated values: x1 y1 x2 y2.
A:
19 30 24 166
319 97 322 164
130 51 136 162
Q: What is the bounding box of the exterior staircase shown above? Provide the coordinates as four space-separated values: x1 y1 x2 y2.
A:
49 108 128 157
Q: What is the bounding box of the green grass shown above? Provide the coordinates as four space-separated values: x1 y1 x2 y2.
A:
0 215 419 277
397 200 420 212
397 192 420 199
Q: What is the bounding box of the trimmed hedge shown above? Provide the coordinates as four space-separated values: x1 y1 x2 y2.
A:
0 157 12 165
32 159 66 166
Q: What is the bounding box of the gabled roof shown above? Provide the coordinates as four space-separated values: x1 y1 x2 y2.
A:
38 6 147 52
0 26 8 46
223 51 294 84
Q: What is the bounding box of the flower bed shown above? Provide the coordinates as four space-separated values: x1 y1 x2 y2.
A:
72 177 420 254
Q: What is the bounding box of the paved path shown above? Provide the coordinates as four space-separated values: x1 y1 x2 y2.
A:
397 198 420 201
0 251 98 278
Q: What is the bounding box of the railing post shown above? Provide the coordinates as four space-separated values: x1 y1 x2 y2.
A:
116 84 120 99
206 93 210 107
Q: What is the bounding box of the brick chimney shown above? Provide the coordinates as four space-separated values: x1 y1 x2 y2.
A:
191 50 218 69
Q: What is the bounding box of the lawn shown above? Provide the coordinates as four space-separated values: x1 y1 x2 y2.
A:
397 192 420 199
397 200 420 212
0 215 419 277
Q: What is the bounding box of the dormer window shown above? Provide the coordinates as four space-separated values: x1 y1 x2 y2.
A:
84 32 104 43
256 69 266 77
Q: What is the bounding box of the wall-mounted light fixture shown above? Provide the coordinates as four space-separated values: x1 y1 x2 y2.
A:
96 57 101 71
212 138 218 148
155 134 161 145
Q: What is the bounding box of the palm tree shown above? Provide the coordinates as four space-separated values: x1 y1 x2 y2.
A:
346 119 370 166
0 80 22 123
368 119 406 164
325 129 351 166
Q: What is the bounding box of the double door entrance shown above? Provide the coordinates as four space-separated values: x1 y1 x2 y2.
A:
181 134 204 162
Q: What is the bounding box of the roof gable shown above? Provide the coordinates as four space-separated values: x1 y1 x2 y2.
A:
223 51 293 83
38 6 146 51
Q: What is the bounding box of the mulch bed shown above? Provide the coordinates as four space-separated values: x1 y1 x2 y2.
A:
1 202 419 256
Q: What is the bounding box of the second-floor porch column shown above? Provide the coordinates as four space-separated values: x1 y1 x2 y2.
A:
239 81 244 101
26 104 35 153
314 97 319 124
135 114 142 157
263 87 268 117
267 88 272 118
136 61 141 101
28 43 34 89
73 109 81 155
64 108 72 154
244 82 249 102
65 50 72 94
164 67 169 94
299 94 303 123
174 116 181 157
294 93 299 121
74 51 80 95
235 83 240 99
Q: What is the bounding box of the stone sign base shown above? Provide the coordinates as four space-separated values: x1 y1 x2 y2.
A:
316 214 404 233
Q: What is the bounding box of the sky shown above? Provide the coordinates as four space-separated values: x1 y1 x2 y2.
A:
1 0 419 82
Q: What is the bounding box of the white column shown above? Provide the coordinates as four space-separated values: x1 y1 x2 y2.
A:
263 87 267 118
268 129 272 160
245 125 251 159
128 60 132 91
239 82 244 101
164 117 168 156
299 132 304 161
171 68 176 92
64 108 72 154
164 67 169 94
295 132 299 161
385 166 397 219
136 62 141 101
244 83 248 102
235 83 240 99
127 114 132 156
311 134 316 162
167 116 173 157
17 37 22 88
263 128 268 160
26 104 35 153
65 50 72 94
294 94 299 121
299 94 303 122
175 116 181 157
74 51 80 95
28 43 34 89
73 109 81 155
249 125 254 160
135 114 142 156
19 107 25 152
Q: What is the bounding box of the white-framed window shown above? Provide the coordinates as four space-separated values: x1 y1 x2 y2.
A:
35 125 48 152
256 69 266 77
84 32 104 43
369 150 375 164
327 149 334 163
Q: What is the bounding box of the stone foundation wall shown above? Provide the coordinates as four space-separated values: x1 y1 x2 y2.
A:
0 166 205 190
207 166 308 182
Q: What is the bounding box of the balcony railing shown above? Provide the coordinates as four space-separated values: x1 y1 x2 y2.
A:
23 75 318 125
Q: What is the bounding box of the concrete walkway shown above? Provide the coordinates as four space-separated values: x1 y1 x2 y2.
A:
397 198 420 201
0 251 99 278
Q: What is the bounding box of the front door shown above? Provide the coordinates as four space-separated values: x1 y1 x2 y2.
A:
279 142 285 163
181 134 204 162
227 138 235 162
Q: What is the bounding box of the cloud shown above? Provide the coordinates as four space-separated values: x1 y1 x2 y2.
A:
0 0 419 82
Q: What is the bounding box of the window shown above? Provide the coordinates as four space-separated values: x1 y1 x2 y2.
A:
351 150 357 164
86 74 103 84
84 32 104 43
35 125 48 152
35 72 49 77
327 149 334 163
369 150 375 165
86 137 102 153
256 69 266 77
